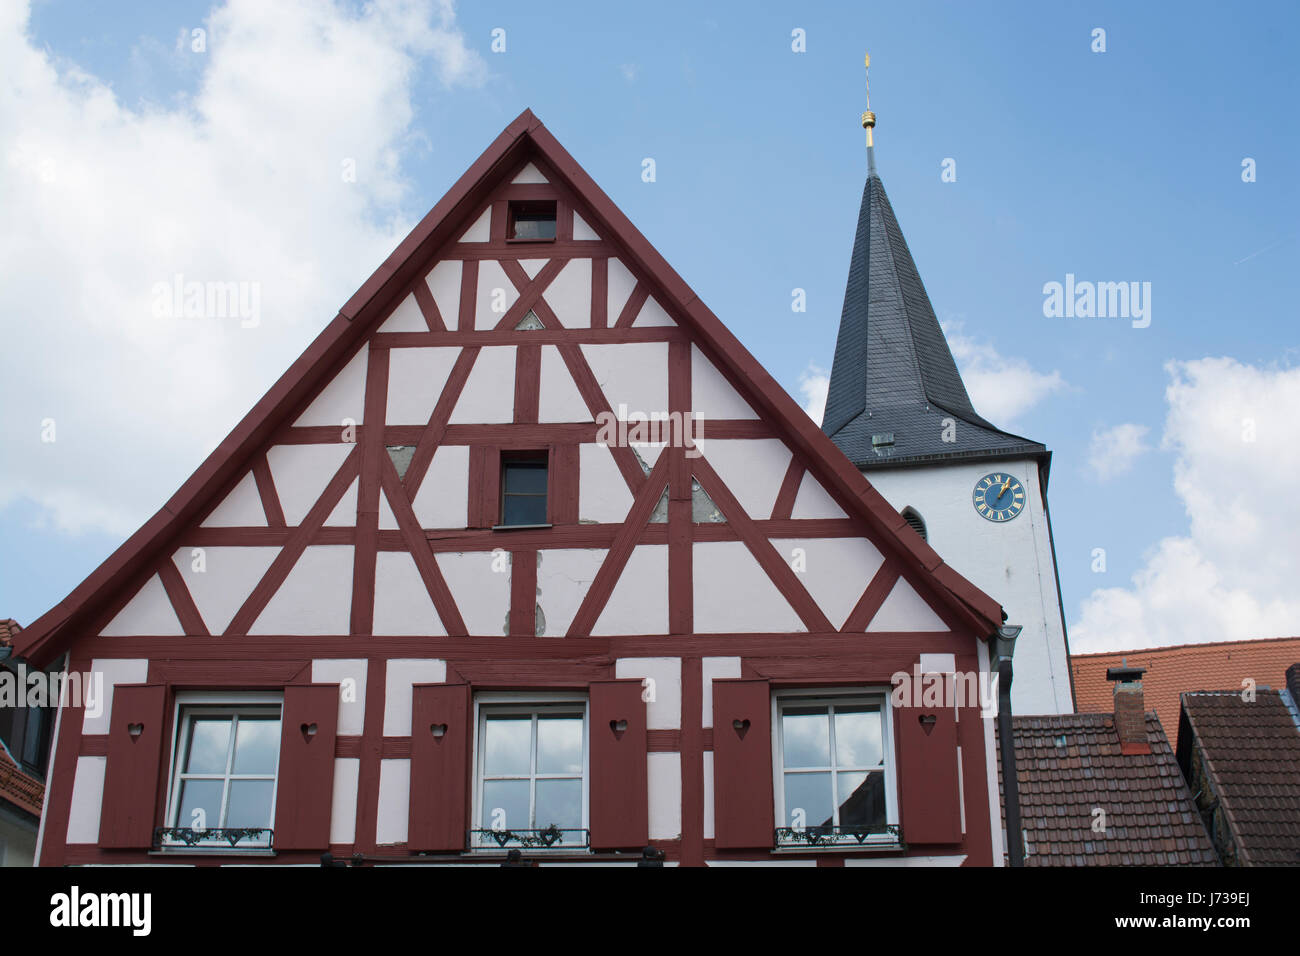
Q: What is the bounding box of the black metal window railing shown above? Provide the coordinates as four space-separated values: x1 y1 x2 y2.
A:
153 827 274 849
774 824 902 849
469 826 589 850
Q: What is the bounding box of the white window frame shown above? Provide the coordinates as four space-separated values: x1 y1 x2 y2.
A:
470 692 590 852
161 691 284 851
770 687 900 849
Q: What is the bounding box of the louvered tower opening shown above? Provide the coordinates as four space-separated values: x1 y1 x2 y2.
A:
901 507 926 541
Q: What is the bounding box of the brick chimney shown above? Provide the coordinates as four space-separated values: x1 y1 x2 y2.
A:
1107 666 1150 754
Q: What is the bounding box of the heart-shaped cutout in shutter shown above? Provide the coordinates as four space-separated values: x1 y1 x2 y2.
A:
918 714 937 736
610 719 627 740
127 722 144 740
732 718 750 740
431 723 448 738
300 722 318 742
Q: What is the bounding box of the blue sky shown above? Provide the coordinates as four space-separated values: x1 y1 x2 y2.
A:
2 0 1297 651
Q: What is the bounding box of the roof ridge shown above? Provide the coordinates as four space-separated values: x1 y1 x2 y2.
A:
1071 635 1300 659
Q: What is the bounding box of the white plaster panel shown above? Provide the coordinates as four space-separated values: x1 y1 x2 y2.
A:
66 756 107 843
543 257 592 328
376 759 410 845
173 546 278 635
701 656 742 728
791 471 848 519
448 345 515 424
592 545 668 635
512 162 547 183
373 550 447 636
83 658 150 734
295 345 368 426
771 537 885 630
435 551 510 636
647 752 682 840
920 653 957 674
865 577 949 633
459 208 491 242
385 346 460 425
377 293 427 333
694 438 791 520
615 657 682 729
250 545 353 635
266 443 352 526
690 344 757 419
475 260 518 330
99 575 182 636
201 472 267 527
606 257 638 323
324 477 358 526
311 659 369 735
693 541 804 633
383 659 447 736
572 211 599 241
578 443 634 523
410 445 470 529
702 751 716 839
536 549 607 637
425 260 462 325
581 342 668 418
519 258 547 280
329 757 360 845
633 294 675 328
538 345 594 422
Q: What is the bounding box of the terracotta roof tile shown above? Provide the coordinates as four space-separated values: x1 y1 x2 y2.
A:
1071 637 1300 734
999 712 1218 866
1179 690 1300 866
0 618 20 647
0 743 44 818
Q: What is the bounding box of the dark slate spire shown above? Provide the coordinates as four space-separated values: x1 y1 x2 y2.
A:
822 147 1046 469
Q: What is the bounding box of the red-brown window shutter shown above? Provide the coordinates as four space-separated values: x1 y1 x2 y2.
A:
895 693 962 845
589 679 648 849
712 678 773 849
408 682 471 852
99 684 168 848
273 684 339 849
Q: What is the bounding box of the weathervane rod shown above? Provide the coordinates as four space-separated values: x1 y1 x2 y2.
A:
861 52 876 149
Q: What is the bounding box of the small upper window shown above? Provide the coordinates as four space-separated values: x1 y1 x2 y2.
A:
499 453 549 527
507 200 557 241
163 700 282 849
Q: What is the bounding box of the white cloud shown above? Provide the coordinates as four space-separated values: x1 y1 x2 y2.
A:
1087 423 1150 481
1071 358 1300 652
798 363 829 426
942 321 1066 424
0 0 484 535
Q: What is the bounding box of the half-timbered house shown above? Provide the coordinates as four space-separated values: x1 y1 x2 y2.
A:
15 110 1011 867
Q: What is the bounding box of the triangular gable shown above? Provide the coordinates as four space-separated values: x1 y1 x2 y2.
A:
14 109 1003 666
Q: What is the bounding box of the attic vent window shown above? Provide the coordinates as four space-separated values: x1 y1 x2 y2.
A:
871 433 895 448
508 200 557 241
901 507 927 541
498 452 549 528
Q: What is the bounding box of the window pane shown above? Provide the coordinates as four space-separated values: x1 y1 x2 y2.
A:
503 463 547 494
502 495 547 526
535 778 582 831
838 770 887 831
185 718 231 774
482 716 531 775
482 779 530 833
226 780 275 829
834 706 883 768
232 717 280 775
512 216 556 240
781 706 830 768
783 772 833 830
177 779 224 830
536 716 582 774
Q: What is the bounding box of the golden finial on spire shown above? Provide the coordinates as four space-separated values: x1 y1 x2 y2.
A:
861 52 876 147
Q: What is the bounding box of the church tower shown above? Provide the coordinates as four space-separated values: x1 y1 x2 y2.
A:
823 58 1074 714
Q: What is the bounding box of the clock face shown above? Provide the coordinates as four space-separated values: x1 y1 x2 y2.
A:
973 472 1026 523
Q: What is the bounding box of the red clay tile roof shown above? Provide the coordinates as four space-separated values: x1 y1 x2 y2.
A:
0 742 44 818
0 618 20 647
1071 637 1300 734
1178 691 1300 866
999 712 1218 866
